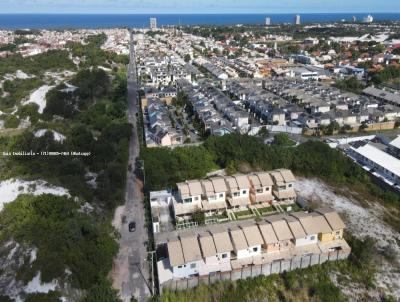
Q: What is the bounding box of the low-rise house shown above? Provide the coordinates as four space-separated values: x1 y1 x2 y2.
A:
198 232 231 275
258 221 280 253
265 215 294 251
284 216 308 247
270 169 297 203
229 227 250 260
248 172 274 204
211 228 234 268
166 239 187 279
225 175 251 208
240 222 264 257
316 207 346 241
174 181 203 218
201 178 228 215
291 212 319 246
348 141 400 186
310 212 334 242
179 234 204 277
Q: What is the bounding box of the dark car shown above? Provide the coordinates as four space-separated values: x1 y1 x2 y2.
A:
128 221 136 232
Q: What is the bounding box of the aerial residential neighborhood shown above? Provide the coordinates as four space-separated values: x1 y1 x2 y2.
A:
0 2 400 302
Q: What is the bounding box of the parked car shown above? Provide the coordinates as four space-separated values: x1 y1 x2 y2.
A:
128 221 136 232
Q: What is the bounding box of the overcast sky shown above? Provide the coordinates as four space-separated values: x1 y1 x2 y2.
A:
1 0 399 14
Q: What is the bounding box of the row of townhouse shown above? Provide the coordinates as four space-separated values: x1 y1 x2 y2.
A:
226 78 400 129
156 207 350 287
145 98 185 147
347 140 400 190
136 37 197 87
177 79 252 134
193 58 229 80
173 169 296 220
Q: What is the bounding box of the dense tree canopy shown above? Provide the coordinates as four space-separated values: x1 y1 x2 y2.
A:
0 194 118 289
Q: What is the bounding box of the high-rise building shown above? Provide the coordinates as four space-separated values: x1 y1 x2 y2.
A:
295 14 301 25
363 14 373 23
265 17 271 26
150 17 157 30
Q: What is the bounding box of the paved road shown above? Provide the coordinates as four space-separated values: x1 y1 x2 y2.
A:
111 32 151 302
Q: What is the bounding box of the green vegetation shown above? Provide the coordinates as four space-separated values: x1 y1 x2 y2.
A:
67 34 129 68
24 291 62 302
273 133 296 147
1 69 130 211
0 77 43 110
0 50 75 77
0 48 130 300
0 195 118 290
370 65 400 85
335 76 365 94
141 134 400 231
3 115 20 128
140 146 217 192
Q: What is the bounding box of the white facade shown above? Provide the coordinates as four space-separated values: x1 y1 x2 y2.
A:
150 18 157 30
294 234 318 246
172 259 203 279
236 244 262 259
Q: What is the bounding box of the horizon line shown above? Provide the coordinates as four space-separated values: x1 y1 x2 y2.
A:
0 12 399 15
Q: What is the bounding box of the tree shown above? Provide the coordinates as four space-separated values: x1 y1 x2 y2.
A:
82 279 121 302
258 127 269 139
192 209 205 225
72 68 110 102
184 54 191 62
273 133 295 146
0 194 118 289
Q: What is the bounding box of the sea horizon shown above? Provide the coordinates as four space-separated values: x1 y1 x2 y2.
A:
1 13 400 29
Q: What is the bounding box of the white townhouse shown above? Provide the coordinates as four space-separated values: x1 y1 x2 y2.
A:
198 231 231 275
224 175 251 208
166 234 204 279
240 223 264 258
201 177 228 215
174 180 203 218
290 212 320 245
284 216 309 247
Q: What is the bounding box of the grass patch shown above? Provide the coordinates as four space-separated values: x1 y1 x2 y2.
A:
257 206 276 216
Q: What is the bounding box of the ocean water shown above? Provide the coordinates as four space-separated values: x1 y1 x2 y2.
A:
0 13 400 29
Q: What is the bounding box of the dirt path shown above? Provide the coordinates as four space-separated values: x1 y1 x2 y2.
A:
295 178 400 300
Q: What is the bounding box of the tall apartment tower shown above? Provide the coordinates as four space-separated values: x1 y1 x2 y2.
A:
265 17 271 26
150 17 157 30
295 14 301 25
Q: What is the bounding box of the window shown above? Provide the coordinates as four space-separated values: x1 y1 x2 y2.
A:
279 185 286 190
221 253 228 259
219 193 224 198
190 263 196 269
177 265 183 268
252 247 258 252
336 231 341 235
193 196 199 201
256 189 263 194
209 195 216 201
310 236 315 240
288 184 293 188
242 190 247 195
233 191 240 197
183 198 192 203
265 187 270 191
